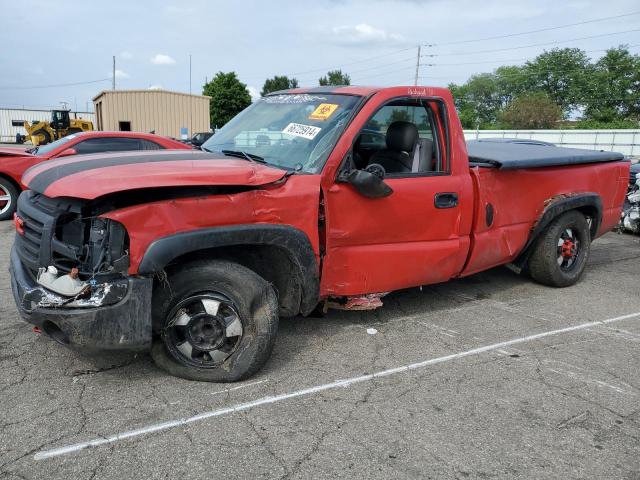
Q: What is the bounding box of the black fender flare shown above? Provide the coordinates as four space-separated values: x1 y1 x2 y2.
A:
516 192 602 265
138 224 320 316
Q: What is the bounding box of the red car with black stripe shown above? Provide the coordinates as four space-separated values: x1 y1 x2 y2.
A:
9 86 630 382
0 131 191 221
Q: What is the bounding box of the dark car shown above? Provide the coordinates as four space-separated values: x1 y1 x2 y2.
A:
189 132 214 148
630 162 640 188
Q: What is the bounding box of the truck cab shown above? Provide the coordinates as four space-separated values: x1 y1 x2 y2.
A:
9 86 630 382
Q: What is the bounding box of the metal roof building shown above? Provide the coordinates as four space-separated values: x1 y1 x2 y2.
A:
92 89 210 139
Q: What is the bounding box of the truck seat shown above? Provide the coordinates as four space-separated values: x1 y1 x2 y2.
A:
369 121 435 174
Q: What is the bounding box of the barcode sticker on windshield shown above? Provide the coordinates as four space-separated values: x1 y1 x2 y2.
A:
282 123 321 140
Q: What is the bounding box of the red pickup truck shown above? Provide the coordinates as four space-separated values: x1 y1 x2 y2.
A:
9 86 630 382
0 131 190 221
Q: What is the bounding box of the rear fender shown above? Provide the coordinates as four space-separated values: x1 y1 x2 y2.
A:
514 192 602 267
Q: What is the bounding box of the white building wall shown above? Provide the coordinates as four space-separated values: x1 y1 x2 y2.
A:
464 129 640 158
0 108 95 143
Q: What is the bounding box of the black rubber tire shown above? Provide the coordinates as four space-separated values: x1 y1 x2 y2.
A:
32 129 52 145
0 177 19 221
528 210 591 288
151 260 279 382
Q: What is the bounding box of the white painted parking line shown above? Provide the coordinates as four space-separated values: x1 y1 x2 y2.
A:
34 311 640 461
167 380 268 405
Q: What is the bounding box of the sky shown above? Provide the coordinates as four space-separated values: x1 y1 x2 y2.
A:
0 0 638 112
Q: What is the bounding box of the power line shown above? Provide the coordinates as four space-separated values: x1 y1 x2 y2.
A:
427 44 640 67
431 10 640 46
425 29 640 57
0 78 111 91
293 55 417 82
244 46 417 81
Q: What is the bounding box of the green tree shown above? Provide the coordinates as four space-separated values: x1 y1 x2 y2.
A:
319 70 351 86
448 73 504 128
203 72 252 128
582 46 640 122
523 48 593 115
261 75 299 96
500 93 562 129
494 65 529 106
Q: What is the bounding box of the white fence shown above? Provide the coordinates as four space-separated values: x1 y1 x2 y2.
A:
464 129 640 158
0 108 95 143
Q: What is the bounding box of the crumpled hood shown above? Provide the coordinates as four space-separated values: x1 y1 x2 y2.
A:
21 150 287 199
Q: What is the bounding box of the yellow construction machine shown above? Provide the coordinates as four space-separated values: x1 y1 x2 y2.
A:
23 110 94 146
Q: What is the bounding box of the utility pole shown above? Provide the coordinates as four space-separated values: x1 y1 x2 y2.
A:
112 56 116 90
414 45 421 86
189 54 193 137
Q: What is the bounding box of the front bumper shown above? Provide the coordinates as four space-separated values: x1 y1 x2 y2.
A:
9 246 153 351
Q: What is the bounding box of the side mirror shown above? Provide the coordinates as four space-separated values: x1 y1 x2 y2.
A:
57 148 77 158
346 169 393 199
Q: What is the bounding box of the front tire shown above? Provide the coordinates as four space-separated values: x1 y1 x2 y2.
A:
528 210 591 287
151 260 279 382
32 129 52 145
0 178 18 221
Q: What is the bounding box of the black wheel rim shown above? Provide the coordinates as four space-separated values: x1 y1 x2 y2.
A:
557 228 581 271
163 293 243 368
0 184 10 216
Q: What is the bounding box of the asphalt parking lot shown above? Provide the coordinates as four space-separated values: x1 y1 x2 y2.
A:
0 220 639 480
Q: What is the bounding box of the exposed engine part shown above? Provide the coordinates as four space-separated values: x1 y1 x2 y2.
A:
15 191 130 279
620 173 640 235
37 266 89 297
55 216 129 275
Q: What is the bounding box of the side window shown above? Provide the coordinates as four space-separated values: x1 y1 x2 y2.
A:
74 138 142 154
140 139 163 150
354 100 443 175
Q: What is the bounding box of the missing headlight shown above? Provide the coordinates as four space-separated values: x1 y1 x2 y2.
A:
53 217 129 276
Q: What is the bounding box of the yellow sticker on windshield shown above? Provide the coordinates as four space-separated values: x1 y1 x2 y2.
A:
309 103 339 121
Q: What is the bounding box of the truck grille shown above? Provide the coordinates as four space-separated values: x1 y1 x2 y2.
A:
14 191 84 274
15 192 55 272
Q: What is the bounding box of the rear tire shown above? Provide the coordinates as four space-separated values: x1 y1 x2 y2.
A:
528 210 591 287
151 260 279 382
0 177 18 221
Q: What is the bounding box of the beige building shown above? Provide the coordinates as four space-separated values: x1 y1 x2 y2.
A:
93 89 210 139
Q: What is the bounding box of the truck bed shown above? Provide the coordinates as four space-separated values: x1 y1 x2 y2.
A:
460 157 630 277
466 140 625 170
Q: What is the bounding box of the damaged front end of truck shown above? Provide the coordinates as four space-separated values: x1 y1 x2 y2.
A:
10 191 152 349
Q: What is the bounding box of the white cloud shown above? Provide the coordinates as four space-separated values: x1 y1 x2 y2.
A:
247 86 261 102
150 54 176 65
108 69 129 79
330 23 405 45
148 84 163 90
120 51 133 60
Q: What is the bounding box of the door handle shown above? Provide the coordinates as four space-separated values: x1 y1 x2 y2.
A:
434 192 458 209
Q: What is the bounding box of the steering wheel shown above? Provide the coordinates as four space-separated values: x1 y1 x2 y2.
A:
365 163 386 179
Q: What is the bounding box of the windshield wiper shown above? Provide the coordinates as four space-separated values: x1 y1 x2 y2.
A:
221 149 267 164
26 146 38 154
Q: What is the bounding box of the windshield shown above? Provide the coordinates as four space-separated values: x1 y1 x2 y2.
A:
33 134 78 156
201 93 361 173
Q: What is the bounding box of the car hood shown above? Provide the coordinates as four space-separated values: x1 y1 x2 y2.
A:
0 147 31 158
22 150 288 199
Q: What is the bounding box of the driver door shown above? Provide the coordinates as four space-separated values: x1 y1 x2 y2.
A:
320 96 471 297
